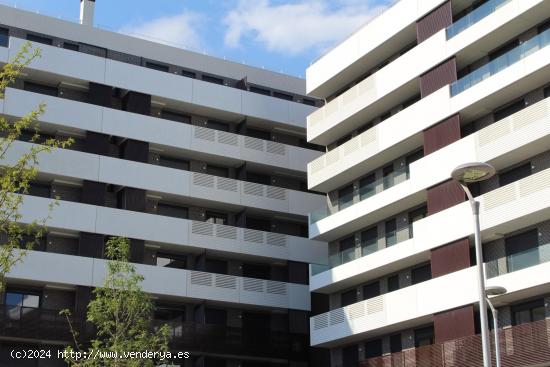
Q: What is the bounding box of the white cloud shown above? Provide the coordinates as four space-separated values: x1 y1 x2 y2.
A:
223 0 392 55
119 12 203 51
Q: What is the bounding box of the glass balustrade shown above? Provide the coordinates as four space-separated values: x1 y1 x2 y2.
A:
446 0 512 39
310 166 409 224
486 242 550 278
451 29 550 96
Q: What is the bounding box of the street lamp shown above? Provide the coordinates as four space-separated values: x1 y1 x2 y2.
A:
486 286 507 367
451 162 496 367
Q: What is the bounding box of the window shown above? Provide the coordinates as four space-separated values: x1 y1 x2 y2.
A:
512 299 545 325
157 203 188 219
383 164 394 189
340 236 356 264
388 275 399 292
494 99 525 121
250 86 271 96
202 74 224 85
0 28 8 47
390 334 402 353
538 19 550 34
158 156 189 171
24 81 58 97
26 33 52 45
5 291 40 308
205 211 228 225
273 91 293 101
414 326 434 347
361 227 378 256
145 61 169 72
359 173 376 200
63 42 79 51
337 134 352 147
412 264 432 285
499 162 531 187
204 308 227 324
341 289 357 307
247 172 271 185
206 120 229 132
505 229 539 273
156 253 187 269
181 69 196 79
204 259 228 275
206 164 229 178
161 110 190 124
28 182 51 198
364 339 382 359
545 85 550 98
385 219 397 247
338 185 354 210
247 128 271 140
406 149 423 166
357 121 373 135
342 345 359 367
363 281 380 300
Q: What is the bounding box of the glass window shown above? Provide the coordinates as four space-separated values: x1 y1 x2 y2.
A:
338 185 354 210
181 69 196 79
341 289 357 307
383 164 394 189
388 275 399 292
273 91 293 101
363 281 380 300
414 326 434 347
0 28 9 47
158 155 189 171
202 74 224 85
512 299 545 325
157 203 188 219
359 173 376 200
340 236 356 264
206 120 229 132
24 81 58 97
411 264 432 285
206 165 229 178
250 86 271 96
489 39 519 61
408 206 427 238
145 61 169 72
390 333 402 353
63 42 79 51
385 219 397 247
545 85 550 98
302 98 316 106
5 291 40 308
247 128 271 140
205 211 228 225
364 339 382 359
505 229 539 273
161 110 190 124
361 227 378 256
26 33 52 45
494 99 525 121
499 162 531 186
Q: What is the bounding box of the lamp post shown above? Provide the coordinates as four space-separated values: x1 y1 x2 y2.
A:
451 162 496 367
486 286 507 367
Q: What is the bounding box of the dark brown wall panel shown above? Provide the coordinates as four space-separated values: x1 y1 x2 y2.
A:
121 139 149 163
123 91 151 115
82 180 106 206
420 58 457 98
119 187 146 212
427 179 465 215
431 238 471 278
423 114 461 156
416 1 453 43
434 305 476 343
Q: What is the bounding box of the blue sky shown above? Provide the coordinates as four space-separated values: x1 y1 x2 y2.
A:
0 0 393 77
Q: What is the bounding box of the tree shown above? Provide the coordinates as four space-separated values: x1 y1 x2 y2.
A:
61 237 170 367
0 42 73 292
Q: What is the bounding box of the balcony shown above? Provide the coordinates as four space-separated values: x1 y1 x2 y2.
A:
7 251 311 310
1 88 321 173
310 166 409 224
306 0 548 146
6 140 324 217
446 0 512 39
451 28 550 96
157 320 307 360
5 37 315 129
16 195 327 265
359 319 550 367
486 242 550 278
0 305 78 342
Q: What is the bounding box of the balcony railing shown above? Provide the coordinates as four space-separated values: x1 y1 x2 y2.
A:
0 305 79 342
451 28 550 96
359 319 550 367
310 166 409 224
154 320 308 359
311 223 412 276
486 242 550 278
446 0 511 39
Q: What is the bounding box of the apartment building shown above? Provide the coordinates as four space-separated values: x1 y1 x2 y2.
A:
0 1 329 366
305 0 550 366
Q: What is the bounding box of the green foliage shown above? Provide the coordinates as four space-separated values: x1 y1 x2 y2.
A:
62 237 170 366
0 42 73 292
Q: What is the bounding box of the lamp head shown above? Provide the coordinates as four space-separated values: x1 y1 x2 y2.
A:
451 162 495 184
486 286 507 296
